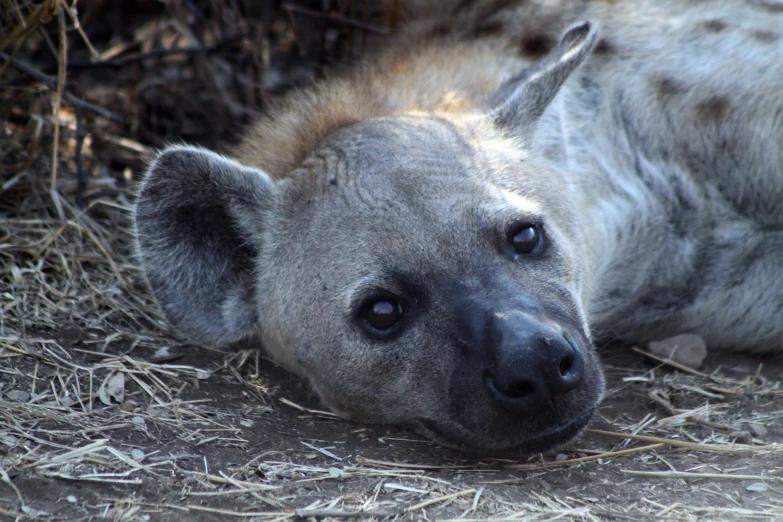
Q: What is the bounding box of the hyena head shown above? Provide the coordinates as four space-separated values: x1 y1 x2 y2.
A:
135 23 604 453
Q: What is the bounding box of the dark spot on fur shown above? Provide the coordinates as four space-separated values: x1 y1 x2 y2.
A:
468 19 505 39
654 77 682 101
593 38 614 55
747 0 783 13
696 96 730 122
702 19 727 32
750 29 780 42
519 33 556 57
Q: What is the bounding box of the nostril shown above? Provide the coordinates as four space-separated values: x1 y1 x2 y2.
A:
553 337 585 392
559 352 574 377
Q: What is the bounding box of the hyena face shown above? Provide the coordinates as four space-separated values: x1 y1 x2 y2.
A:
135 24 604 452
259 114 604 451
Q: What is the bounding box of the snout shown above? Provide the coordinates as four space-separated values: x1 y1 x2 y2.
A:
439 302 602 452
483 312 585 415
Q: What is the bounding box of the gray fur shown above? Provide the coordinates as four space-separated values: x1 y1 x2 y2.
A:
134 0 783 453
135 146 278 346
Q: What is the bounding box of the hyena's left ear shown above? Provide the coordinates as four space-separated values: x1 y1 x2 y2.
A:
489 21 598 139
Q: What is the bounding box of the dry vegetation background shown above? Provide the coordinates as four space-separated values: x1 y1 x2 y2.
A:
1 1 783 521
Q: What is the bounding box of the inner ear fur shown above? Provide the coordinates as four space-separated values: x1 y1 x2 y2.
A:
134 145 277 346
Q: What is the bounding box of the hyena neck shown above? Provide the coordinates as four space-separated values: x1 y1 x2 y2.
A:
538 87 706 341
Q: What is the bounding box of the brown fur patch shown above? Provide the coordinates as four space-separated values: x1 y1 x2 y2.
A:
518 33 556 58
702 19 728 32
433 90 474 111
696 96 730 122
654 77 682 101
390 58 413 74
750 29 780 43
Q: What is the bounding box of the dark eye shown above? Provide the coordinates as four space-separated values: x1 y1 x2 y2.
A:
509 224 541 254
364 299 403 331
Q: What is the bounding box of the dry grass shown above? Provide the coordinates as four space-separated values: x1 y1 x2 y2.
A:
1 1 782 520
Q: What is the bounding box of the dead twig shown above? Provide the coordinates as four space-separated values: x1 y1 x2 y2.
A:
621 470 783 482
0 51 121 122
282 4 389 35
589 429 779 454
294 508 395 518
43 33 249 72
632 347 711 379
505 443 664 471
404 488 476 513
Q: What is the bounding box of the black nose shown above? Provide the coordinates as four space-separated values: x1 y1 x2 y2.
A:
483 313 585 415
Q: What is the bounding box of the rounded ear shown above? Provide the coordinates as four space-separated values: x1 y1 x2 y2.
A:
134 145 277 346
489 21 598 139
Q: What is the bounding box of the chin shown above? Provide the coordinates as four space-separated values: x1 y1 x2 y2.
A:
411 408 596 456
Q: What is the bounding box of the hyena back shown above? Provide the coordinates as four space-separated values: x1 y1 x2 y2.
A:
134 0 783 452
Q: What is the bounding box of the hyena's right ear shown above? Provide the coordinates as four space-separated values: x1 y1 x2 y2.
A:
489 21 598 140
134 146 278 346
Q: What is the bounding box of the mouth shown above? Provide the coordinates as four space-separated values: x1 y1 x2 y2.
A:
417 407 595 455
509 407 595 454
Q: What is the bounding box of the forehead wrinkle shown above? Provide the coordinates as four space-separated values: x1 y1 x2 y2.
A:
331 114 477 171
294 112 529 262
495 187 543 216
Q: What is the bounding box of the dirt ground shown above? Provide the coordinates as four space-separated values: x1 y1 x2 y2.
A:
1 334 782 521
1 2 782 521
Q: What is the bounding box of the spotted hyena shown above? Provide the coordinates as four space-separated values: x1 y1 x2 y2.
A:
133 0 783 453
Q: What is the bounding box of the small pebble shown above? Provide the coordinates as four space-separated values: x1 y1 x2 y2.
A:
648 334 707 368
66 495 78 504
21 506 50 517
131 449 145 461
6 390 31 402
747 423 768 438
0 434 19 447
153 347 171 359
555 453 568 461
131 416 146 427
729 431 752 444
746 482 768 493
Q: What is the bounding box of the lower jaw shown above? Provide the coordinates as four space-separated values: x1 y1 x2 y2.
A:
418 408 595 455
510 409 594 454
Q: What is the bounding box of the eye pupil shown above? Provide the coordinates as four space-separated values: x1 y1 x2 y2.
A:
510 225 540 254
365 300 402 330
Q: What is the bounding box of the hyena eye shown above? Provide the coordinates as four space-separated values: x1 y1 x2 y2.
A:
509 224 542 254
364 299 403 331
